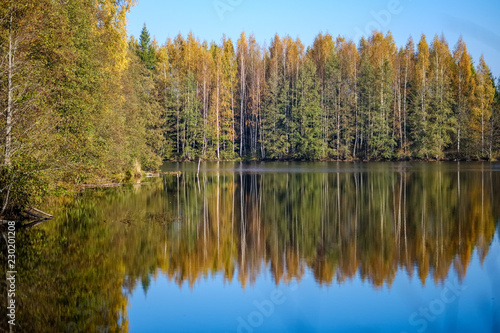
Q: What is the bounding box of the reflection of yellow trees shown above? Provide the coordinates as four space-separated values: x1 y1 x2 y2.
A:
159 163 499 289
0 180 166 332
1 164 498 331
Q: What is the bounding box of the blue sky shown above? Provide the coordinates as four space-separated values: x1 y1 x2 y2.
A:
127 0 500 80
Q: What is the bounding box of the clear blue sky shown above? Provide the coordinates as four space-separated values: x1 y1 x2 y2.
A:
127 0 500 80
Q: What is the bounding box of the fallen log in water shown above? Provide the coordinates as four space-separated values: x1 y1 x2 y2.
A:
30 207 53 218
78 183 122 188
78 182 153 189
25 210 48 220
24 207 54 221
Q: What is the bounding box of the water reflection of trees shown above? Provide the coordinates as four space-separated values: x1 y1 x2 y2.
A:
162 165 498 289
1 164 498 332
0 183 169 333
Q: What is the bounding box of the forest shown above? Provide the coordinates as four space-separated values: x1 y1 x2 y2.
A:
1 0 500 216
153 30 500 162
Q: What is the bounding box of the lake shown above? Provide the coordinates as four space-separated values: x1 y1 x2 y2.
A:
1 162 499 332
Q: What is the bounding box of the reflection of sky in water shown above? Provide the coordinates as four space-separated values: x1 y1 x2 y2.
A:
128 234 500 333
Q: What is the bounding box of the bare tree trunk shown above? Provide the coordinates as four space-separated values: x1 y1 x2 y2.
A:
1 179 14 216
398 62 402 150
353 62 358 157
176 90 180 154
457 77 462 156
239 53 245 157
203 68 208 156
216 61 220 159
5 11 14 166
481 100 484 157
231 80 235 155
489 118 493 160
403 50 409 155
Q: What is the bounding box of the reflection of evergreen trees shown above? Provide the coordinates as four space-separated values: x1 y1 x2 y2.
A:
1 163 498 331
161 163 499 288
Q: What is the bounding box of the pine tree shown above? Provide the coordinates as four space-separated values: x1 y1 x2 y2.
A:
397 37 415 158
293 58 324 159
321 41 340 158
247 34 264 157
221 36 238 158
492 80 500 158
310 33 335 154
122 38 164 169
359 32 396 159
336 38 359 159
139 23 157 70
427 35 455 159
261 35 289 159
452 37 475 158
410 34 431 158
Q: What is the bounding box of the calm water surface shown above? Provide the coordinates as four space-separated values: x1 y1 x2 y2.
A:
1 162 499 332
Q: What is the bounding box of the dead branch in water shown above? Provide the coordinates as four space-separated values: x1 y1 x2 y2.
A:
18 219 46 230
23 207 54 221
30 207 53 218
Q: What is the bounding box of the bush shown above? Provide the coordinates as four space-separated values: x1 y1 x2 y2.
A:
0 161 48 220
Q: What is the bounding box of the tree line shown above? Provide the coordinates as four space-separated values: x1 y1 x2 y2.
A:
1 0 500 217
150 29 500 162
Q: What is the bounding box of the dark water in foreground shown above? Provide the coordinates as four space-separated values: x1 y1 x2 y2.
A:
1 162 500 332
